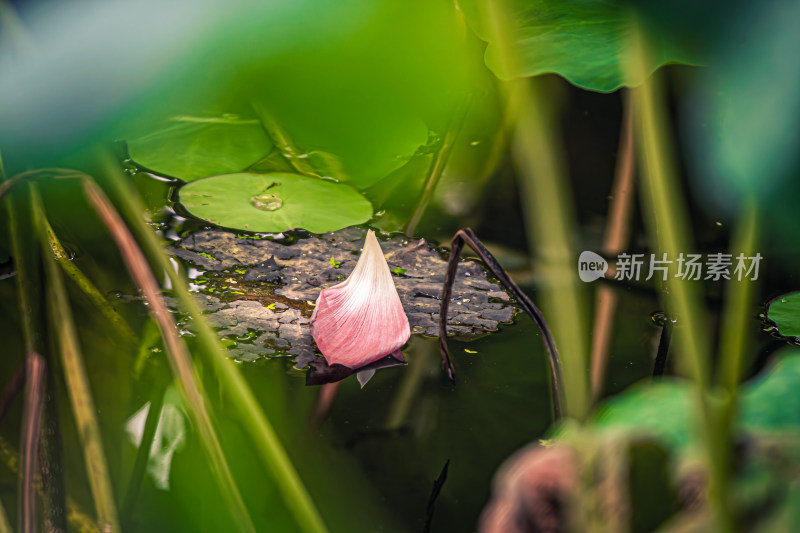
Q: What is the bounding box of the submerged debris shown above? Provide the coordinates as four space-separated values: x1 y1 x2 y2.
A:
169 227 516 364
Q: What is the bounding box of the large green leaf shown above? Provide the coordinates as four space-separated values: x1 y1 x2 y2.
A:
592 349 800 450
459 0 708 92
740 350 800 434
177 172 373 233
766 292 800 340
127 116 272 181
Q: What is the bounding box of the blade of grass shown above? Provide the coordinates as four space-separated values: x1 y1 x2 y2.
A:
39 389 67 533
81 178 257 533
96 152 329 533
3 162 49 533
19 352 46 533
717 201 759 393
0 434 98 533
0 499 12 533
41 215 136 343
32 187 121 533
709 201 759 533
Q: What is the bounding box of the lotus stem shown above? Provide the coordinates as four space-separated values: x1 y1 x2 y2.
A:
439 228 564 421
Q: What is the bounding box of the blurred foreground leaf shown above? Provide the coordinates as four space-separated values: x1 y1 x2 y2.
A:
127 116 272 181
459 0 729 92
592 349 800 450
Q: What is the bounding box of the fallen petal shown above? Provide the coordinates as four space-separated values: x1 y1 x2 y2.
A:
310 229 411 368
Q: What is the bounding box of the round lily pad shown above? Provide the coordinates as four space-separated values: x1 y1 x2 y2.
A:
766 292 800 339
127 118 272 181
177 172 373 233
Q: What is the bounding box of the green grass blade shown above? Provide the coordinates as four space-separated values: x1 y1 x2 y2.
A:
32 189 121 533
97 152 330 533
41 215 136 343
0 498 12 533
718 201 759 393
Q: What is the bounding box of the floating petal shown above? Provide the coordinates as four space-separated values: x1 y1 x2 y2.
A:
310 230 410 368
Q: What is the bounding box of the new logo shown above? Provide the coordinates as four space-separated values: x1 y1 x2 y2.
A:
578 251 608 282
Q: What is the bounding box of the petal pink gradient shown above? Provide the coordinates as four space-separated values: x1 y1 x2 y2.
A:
310 230 411 368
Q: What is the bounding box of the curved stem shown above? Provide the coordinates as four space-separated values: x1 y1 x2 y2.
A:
438 228 564 421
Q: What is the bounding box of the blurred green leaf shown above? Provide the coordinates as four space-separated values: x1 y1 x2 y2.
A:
593 380 694 450
592 349 800 451
177 172 373 233
458 0 710 92
127 116 272 181
688 0 800 211
739 351 800 434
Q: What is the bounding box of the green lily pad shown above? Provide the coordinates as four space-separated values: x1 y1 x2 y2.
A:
127 116 272 181
177 172 373 233
459 0 705 92
766 292 800 340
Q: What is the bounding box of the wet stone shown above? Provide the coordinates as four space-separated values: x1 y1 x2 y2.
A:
168 228 518 364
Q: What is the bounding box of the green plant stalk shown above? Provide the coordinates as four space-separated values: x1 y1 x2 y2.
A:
405 95 471 237
3 161 48 533
19 352 46 533
82 178 257 533
42 215 136 343
509 79 591 422
32 188 122 533
0 434 99 533
39 364 68 533
708 201 759 533
0 499 11 533
97 153 329 533
481 0 590 421
630 33 731 532
718 201 759 393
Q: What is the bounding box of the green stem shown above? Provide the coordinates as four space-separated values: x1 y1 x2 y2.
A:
97 152 329 533
630 30 731 532
0 499 11 533
481 0 590 421
3 161 48 533
41 215 136 343
19 353 46 533
0 434 99 533
717 201 759 393
509 79 590 421
405 95 471 237
33 187 122 533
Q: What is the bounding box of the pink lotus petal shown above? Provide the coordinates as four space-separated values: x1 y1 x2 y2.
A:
310 230 410 368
